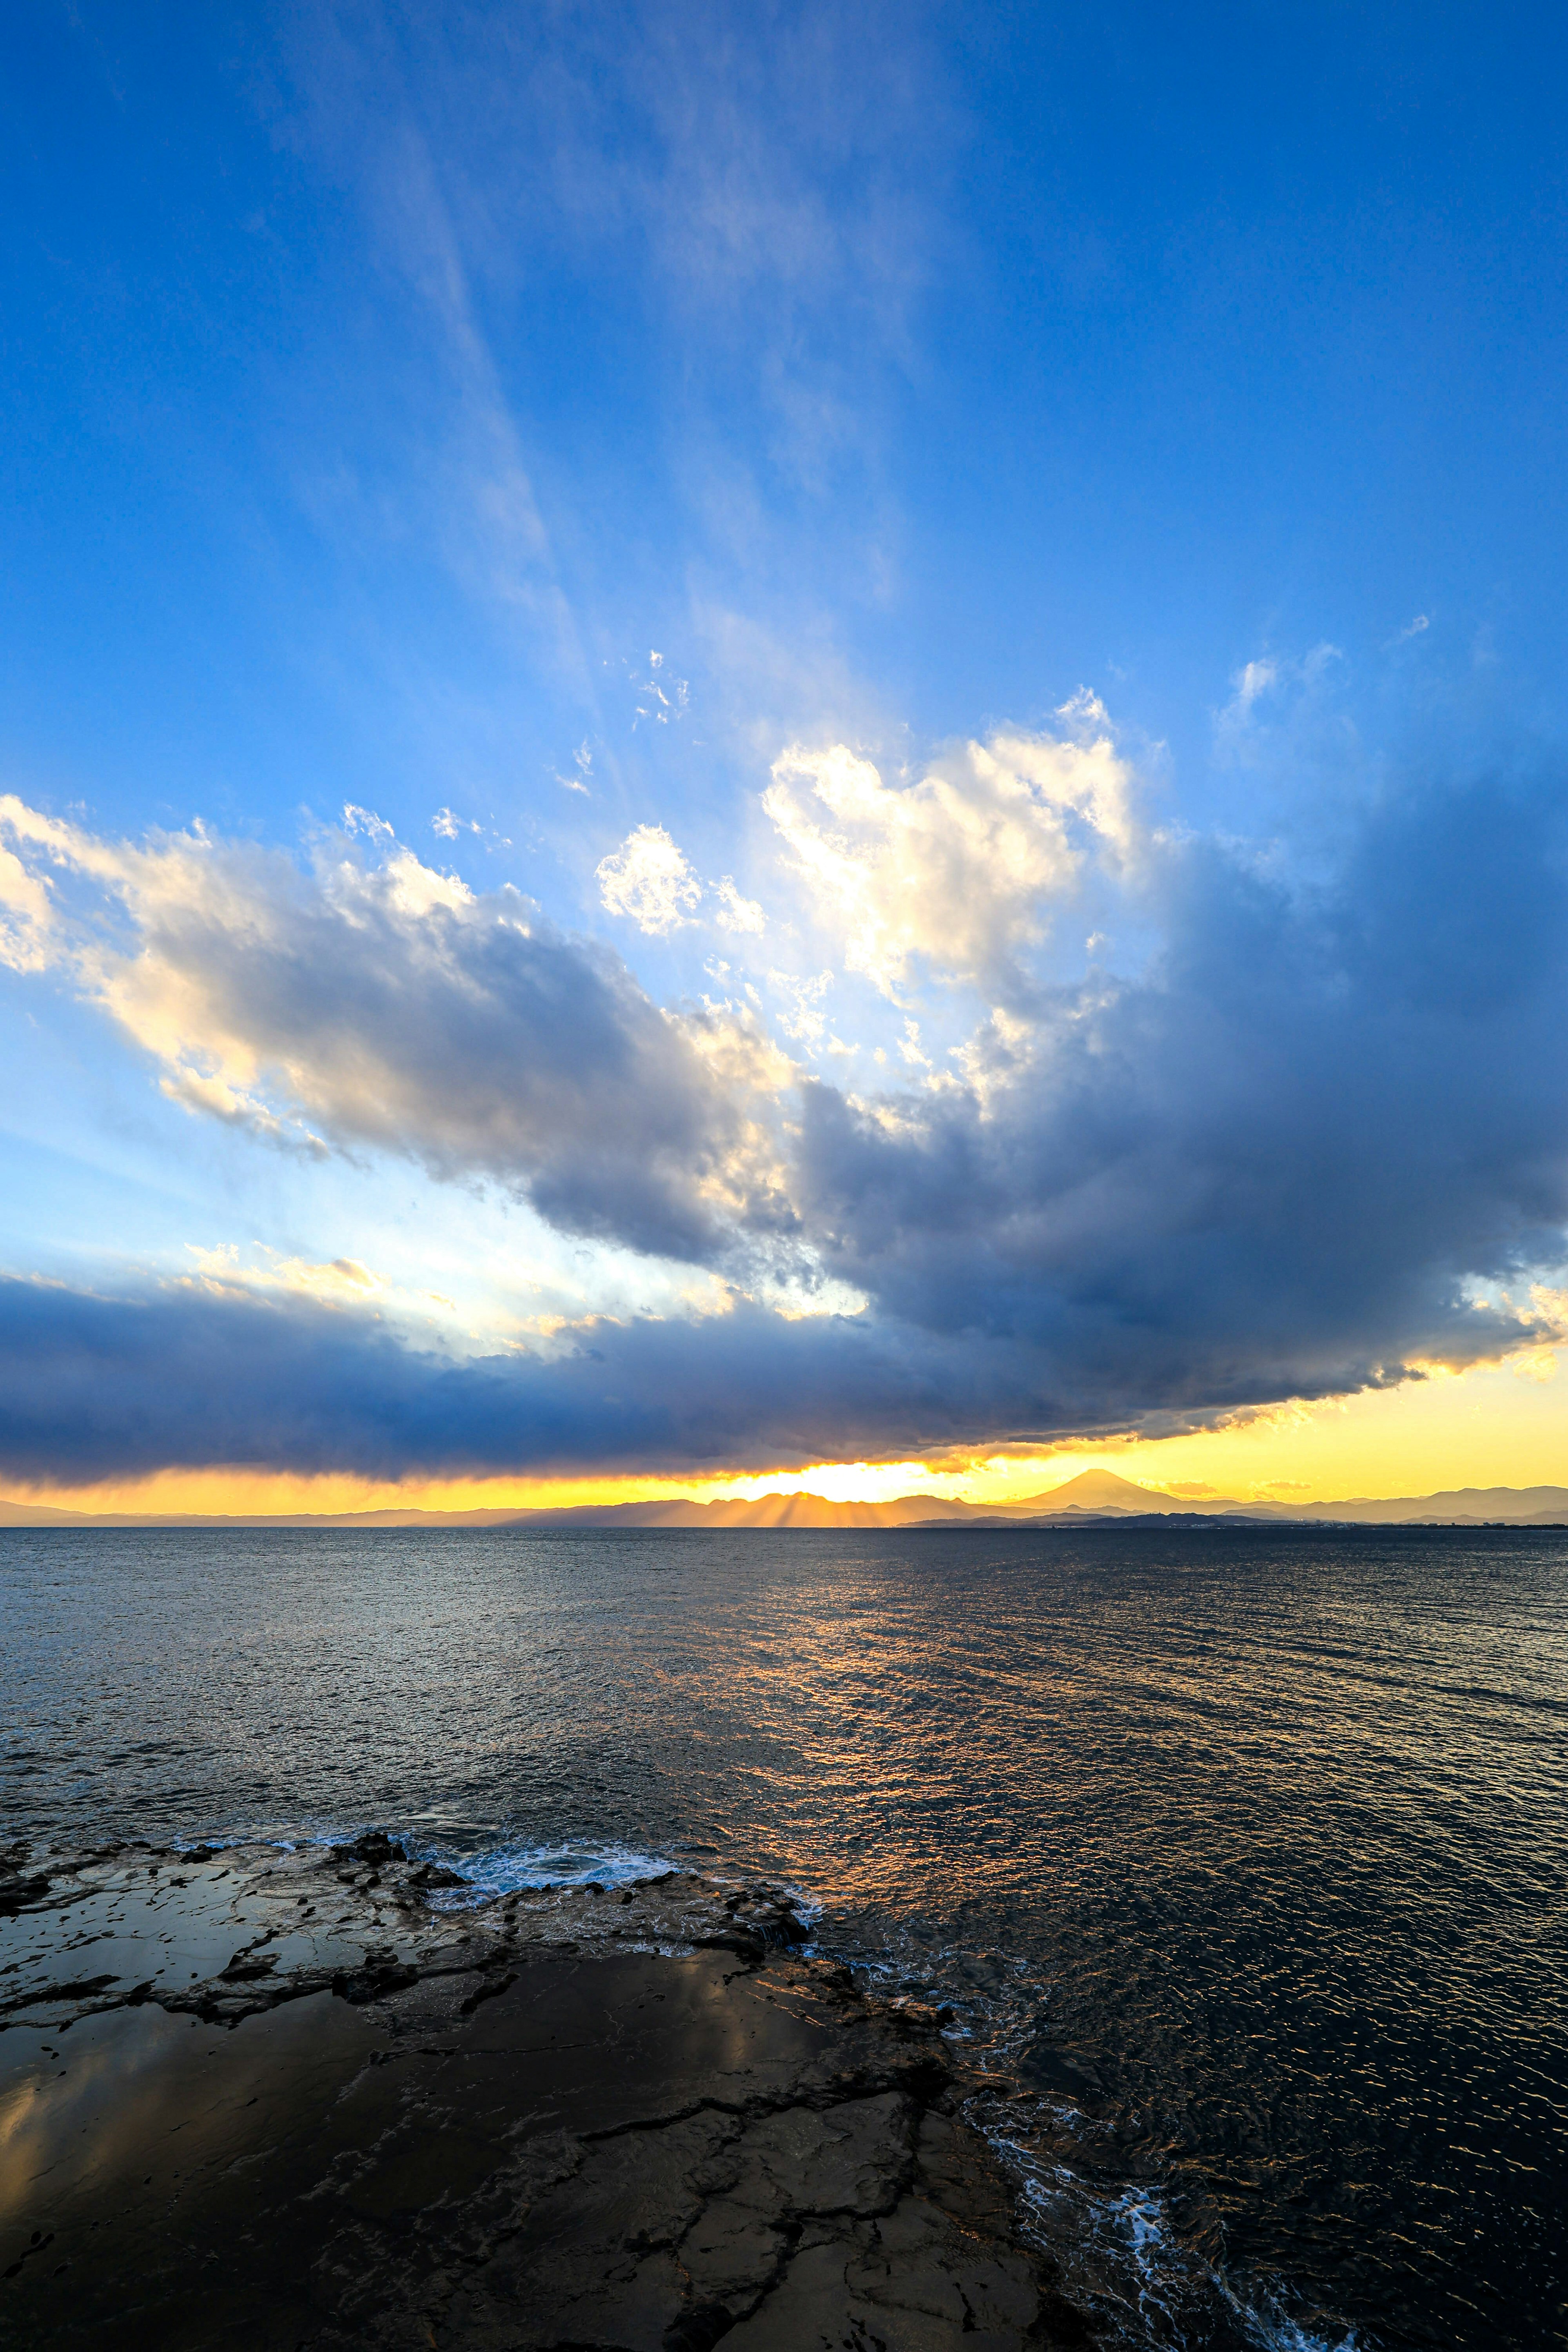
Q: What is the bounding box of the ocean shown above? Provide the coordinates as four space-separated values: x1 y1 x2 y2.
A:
4 1523 1565 2351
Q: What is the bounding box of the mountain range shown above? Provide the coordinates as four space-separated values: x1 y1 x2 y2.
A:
1 1467 1564 1529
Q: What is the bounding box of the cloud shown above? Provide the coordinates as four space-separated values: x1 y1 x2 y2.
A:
596 823 704 934
0 836 56 972
265 0 953 673
4 739 1568 1481
630 652 690 728
267 13 592 686
762 719 1136 999
343 802 395 842
792 764 1568 1419
1231 657 1278 709
770 968 835 1050
186 1243 385 1303
555 741 594 794
1215 643 1345 755
0 1276 1080 1482
897 1019 929 1069
0 1221 1556 1486
596 830 766 942
0 795 791 1262
714 876 766 934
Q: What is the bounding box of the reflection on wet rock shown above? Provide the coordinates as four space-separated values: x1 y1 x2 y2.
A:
0 1838 1092 2349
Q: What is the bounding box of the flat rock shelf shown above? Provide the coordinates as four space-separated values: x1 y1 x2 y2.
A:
0 1834 1095 2351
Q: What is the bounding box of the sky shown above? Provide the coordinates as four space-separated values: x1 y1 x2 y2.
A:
2 0 1567 1511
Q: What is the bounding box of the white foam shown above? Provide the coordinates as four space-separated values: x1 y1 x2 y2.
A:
437 1838 676 1897
807 1919 1364 2352
1220 2276 1359 2352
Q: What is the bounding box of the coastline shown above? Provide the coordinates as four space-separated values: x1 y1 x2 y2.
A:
1 1833 1095 2350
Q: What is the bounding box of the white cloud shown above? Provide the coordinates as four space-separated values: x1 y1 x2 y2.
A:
0 795 793 1263
560 739 595 793
0 835 57 972
714 875 765 933
432 806 483 838
1232 658 1278 711
183 1241 491 1334
343 803 396 842
630 652 690 728
1215 643 1345 752
771 968 834 1048
898 1018 930 1068
1056 686 1111 730
762 717 1136 998
596 824 704 933
188 1243 385 1304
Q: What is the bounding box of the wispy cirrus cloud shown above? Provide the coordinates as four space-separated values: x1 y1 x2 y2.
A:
1214 641 1346 761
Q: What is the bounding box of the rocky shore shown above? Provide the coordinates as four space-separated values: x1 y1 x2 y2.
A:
1 1832 1094 2350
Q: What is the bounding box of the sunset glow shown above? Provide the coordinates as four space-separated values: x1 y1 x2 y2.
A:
1 4 1564 1512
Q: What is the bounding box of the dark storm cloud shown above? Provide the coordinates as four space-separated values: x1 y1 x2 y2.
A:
147 881 787 1261
796 766 1568 1411
0 805 792 1262
1 761 1565 1482
0 1277 1088 1481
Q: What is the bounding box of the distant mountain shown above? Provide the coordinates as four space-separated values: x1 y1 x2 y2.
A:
1268 1484 1568 1524
0 1490 998 1532
1 1474 1564 1531
479 1492 997 1530
911 1467 1568 1527
996 1468 1232 1516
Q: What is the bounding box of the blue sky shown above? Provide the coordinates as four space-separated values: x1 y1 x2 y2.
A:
2 1 1566 1502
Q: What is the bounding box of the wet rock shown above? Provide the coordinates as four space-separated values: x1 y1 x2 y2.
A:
0 1838 1096 2350
329 1829 408 1867
218 1949 279 1981
405 1860 468 1890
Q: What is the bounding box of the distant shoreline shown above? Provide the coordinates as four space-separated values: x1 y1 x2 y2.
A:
2 1501 1566 1531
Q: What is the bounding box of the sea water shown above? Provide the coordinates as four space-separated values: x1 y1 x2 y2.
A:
3 1523 1565 2351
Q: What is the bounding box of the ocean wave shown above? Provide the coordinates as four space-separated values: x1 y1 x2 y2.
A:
804 1916 1361 2352
419 1835 677 1901
998 2138 1358 2351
